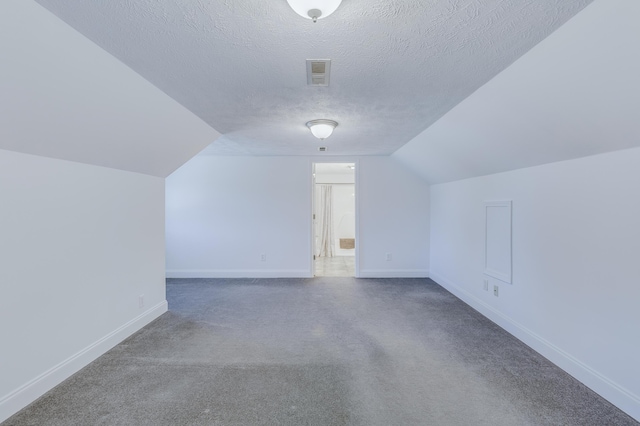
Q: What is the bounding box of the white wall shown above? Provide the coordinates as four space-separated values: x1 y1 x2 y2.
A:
166 156 310 277
430 147 640 421
0 150 166 422
357 157 430 278
166 155 429 278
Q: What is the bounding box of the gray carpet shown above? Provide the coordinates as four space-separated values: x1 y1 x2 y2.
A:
5 278 638 425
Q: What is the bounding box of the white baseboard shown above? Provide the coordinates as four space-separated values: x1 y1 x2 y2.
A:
166 269 312 278
430 272 640 422
358 269 429 278
0 301 168 424
167 269 430 279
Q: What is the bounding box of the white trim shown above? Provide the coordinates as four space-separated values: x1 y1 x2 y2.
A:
0 301 168 423
484 200 512 284
310 158 360 278
309 161 315 278
430 272 640 422
354 161 360 278
358 269 429 278
166 269 312 278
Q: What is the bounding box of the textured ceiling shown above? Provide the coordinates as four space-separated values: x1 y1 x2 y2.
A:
34 0 592 156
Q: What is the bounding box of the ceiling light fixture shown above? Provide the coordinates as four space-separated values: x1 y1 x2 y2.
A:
306 119 338 140
286 0 343 22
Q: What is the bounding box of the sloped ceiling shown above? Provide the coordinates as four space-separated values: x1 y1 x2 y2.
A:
0 0 219 178
393 0 640 183
32 0 592 157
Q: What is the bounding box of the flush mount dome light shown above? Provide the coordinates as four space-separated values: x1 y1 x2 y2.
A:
286 0 343 22
306 119 338 140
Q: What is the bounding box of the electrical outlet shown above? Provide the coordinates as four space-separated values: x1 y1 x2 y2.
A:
260 253 266 262
483 279 489 291
386 253 392 261
493 285 499 297
138 294 144 308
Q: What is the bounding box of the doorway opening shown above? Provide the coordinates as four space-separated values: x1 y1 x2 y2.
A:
313 162 356 277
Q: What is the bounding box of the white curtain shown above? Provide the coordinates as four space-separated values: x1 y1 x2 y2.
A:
318 185 334 257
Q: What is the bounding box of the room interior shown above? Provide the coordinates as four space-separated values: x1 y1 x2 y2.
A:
313 162 356 277
1 0 639 423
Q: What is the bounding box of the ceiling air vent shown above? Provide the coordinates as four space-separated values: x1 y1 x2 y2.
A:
318 146 328 152
307 59 331 86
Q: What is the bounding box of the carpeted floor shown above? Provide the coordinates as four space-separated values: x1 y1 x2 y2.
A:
5 278 638 425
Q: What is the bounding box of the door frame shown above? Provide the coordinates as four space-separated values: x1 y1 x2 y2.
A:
309 158 360 277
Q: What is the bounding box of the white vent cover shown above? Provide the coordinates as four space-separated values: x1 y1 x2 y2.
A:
307 59 331 86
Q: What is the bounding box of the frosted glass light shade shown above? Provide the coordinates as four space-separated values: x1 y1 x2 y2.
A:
286 0 342 21
306 119 338 140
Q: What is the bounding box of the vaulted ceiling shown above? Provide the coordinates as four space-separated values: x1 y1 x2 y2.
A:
33 0 592 156
394 0 640 183
0 0 220 177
